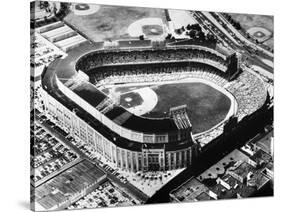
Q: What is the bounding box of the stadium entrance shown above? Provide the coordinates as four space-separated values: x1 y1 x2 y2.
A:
148 154 161 171
143 149 165 171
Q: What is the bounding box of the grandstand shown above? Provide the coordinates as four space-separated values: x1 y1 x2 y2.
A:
40 41 267 172
170 105 192 130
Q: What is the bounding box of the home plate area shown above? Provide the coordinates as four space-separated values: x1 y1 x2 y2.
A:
119 87 158 116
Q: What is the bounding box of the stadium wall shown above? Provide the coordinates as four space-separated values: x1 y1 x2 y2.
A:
40 87 196 172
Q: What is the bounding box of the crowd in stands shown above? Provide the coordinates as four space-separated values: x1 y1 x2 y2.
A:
77 47 228 73
196 125 224 146
95 64 228 88
225 71 267 121
193 71 266 145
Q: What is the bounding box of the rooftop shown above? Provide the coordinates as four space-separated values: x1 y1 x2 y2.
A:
255 131 273 155
251 149 272 166
197 149 272 199
170 177 214 202
197 149 249 180
35 160 106 210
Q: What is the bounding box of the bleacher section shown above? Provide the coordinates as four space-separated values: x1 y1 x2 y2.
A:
225 71 267 121
77 48 229 74
170 105 192 130
95 65 229 88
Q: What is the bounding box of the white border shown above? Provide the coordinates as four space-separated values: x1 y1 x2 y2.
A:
0 1 279 212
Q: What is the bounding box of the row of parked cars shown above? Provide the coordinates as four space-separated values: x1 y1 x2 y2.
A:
33 144 78 183
36 112 130 186
68 181 135 210
31 119 79 183
64 133 129 184
102 164 128 184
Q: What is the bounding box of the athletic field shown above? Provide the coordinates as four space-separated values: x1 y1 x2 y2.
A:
109 82 232 134
64 4 167 42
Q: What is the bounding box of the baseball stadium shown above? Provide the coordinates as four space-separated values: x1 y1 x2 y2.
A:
39 39 267 173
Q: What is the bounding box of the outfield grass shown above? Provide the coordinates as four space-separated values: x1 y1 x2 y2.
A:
142 82 231 134
106 82 231 134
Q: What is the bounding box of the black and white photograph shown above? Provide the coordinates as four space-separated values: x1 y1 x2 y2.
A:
29 0 274 211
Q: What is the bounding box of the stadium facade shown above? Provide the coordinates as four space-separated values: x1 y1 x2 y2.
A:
38 42 267 172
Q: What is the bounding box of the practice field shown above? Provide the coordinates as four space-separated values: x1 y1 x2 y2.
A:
229 13 273 49
64 4 167 42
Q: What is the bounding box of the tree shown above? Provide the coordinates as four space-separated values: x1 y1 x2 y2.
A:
235 22 241 30
198 31 205 41
175 28 182 35
53 5 57 15
206 33 217 44
191 23 201 31
43 1 49 10
165 33 172 40
189 30 197 39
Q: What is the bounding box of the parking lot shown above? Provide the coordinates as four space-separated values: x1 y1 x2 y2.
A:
68 181 139 209
31 121 80 187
